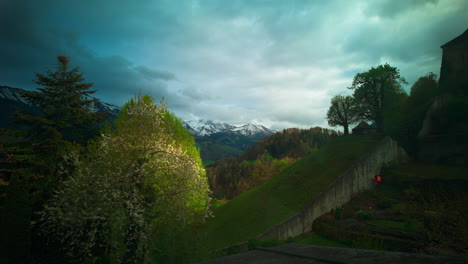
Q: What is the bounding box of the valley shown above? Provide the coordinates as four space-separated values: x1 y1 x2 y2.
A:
183 120 275 164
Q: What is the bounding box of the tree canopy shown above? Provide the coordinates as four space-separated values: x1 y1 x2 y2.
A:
15 55 104 144
326 95 359 135
0 56 104 184
39 95 211 263
350 63 407 131
409 72 439 105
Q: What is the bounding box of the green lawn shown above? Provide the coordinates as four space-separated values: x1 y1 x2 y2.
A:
199 134 383 250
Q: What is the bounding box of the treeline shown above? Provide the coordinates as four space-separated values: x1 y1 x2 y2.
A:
195 132 261 163
207 127 339 199
241 126 338 160
324 63 461 156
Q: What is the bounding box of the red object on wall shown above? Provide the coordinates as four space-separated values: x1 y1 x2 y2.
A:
374 174 383 184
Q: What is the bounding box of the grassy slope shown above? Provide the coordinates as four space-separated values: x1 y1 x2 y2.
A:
300 162 468 253
200 134 383 250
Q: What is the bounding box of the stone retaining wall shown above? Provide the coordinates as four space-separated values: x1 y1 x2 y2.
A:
257 136 407 240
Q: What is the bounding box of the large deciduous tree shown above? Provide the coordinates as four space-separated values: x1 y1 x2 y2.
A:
409 72 439 105
326 95 359 135
349 63 407 131
39 95 211 263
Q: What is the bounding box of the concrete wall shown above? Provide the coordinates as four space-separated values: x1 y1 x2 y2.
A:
257 136 407 241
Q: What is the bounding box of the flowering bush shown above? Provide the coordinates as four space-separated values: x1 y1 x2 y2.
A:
40 96 211 263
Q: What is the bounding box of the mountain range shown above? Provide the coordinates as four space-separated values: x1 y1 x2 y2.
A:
0 86 275 162
0 86 274 137
0 86 121 127
184 119 275 137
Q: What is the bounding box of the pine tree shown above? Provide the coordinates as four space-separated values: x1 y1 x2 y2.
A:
0 56 109 262
0 55 105 206
15 55 104 144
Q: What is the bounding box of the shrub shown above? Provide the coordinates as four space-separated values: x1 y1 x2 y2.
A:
39 96 211 263
377 198 393 209
352 236 385 250
356 210 373 221
331 207 344 220
247 239 261 250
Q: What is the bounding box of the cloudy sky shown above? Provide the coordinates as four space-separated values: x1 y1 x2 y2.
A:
1 0 467 130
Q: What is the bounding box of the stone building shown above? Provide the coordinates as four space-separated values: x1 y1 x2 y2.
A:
439 28 468 95
352 121 376 135
416 28 468 165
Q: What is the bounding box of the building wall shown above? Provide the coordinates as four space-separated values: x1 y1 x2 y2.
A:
257 136 407 241
439 41 468 96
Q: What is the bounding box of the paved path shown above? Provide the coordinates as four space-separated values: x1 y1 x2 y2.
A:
196 243 467 264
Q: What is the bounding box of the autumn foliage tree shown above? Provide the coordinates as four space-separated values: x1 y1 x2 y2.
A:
39 96 211 263
207 127 338 199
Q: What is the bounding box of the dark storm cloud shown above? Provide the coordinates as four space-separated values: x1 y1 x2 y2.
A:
0 0 180 107
1 0 467 130
340 0 468 88
134 66 176 81
366 0 439 19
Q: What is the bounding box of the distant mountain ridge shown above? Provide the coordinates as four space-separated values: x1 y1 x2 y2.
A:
183 120 275 163
184 119 275 137
1 86 275 138
0 85 120 127
0 86 273 163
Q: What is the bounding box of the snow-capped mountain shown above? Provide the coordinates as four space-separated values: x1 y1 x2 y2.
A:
184 119 236 136
231 123 275 137
183 119 275 137
86 99 120 117
0 86 31 105
1 86 274 139
0 86 120 121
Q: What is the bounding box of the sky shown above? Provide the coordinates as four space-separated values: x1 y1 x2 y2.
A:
1 0 467 130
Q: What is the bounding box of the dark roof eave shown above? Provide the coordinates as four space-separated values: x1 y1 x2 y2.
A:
441 28 468 48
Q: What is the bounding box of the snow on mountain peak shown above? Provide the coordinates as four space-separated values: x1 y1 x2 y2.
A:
184 120 275 137
0 85 120 117
184 119 236 136
232 123 274 136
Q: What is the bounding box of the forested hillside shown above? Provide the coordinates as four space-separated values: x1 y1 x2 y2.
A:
202 134 383 251
207 127 339 199
195 132 266 164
